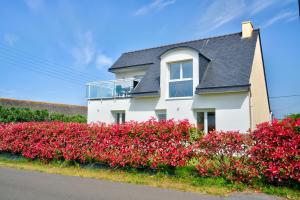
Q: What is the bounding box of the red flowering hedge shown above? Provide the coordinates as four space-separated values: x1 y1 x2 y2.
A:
250 118 300 183
195 131 259 183
0 119 192 169
0 118 299 184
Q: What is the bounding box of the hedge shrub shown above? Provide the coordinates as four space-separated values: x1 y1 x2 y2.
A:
0 119 192 168
0 118 299 184
195 131 258 183
0 106 86 123
287 113 300 119
250 118 300 183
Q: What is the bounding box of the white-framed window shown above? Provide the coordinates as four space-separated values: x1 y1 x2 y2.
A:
112 111 125 124
168 60 193 98
155 110 167 121
196 110 215 133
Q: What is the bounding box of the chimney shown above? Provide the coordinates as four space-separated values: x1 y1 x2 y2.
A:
242 21 253 38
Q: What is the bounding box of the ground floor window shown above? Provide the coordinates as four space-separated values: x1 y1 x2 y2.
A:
113 111 125 124
196 110 215 133
155 110 167 121
207 112 216 132
196 112 205 131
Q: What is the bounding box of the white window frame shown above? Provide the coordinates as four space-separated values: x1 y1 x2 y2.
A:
112 111 125 124
168 60 193 98
195 109 216 133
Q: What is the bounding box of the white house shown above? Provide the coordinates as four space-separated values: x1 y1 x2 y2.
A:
87 21 271 132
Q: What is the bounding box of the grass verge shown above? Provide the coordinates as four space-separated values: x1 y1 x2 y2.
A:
0 153 299 199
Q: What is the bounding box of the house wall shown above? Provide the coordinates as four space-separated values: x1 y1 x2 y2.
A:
88 92 250 132
249 36 271 129
88 98 157 124
88 47 251 132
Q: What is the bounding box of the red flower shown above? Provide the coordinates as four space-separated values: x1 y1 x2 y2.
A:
249 118 300 183
0 119 192 169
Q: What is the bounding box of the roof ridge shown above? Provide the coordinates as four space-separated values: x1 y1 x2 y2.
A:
123 30 258 54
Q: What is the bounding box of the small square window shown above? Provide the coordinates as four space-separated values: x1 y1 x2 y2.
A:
113 111 125 124
156 110 167 121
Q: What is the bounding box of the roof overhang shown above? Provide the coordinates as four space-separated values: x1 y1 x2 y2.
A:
196 84 250 94
130 91 160 98
108 63 152 73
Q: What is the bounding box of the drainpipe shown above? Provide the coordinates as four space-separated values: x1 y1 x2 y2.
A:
249 90 253 132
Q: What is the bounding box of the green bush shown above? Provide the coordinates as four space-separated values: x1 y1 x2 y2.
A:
286 113 300 119
189 127 204 142
50 113 86 123
0 105 86 123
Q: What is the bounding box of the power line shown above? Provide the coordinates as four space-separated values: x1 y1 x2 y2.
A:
271 102 300 112
0 42 100 80
0 50 92 83
0 44 98 82
2 42 298 98
0 42 100 81
270 94 300 99
0 55 85 85
0 57 84 86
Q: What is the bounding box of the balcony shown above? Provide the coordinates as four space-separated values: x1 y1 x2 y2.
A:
86 78 139 99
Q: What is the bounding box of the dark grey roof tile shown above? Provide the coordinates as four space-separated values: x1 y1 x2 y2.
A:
109 30 259 96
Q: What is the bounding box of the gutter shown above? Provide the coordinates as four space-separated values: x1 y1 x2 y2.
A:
195 84 250 94
108 63 153 72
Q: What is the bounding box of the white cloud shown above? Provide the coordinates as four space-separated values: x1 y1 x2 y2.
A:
70 31 113 70
71 31 96 68
196 0 297 34
134 0 176 16
198 0 246 33
95 53 113 69
25 0 43 11
262 11 298 28
3 33 19 47
250 0 279 15
285 15 298 23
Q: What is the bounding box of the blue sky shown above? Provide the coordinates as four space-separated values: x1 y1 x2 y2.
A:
0 0 299 118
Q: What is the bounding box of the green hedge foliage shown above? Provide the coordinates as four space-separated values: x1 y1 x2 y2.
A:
0 106 86 123
287 113 300 119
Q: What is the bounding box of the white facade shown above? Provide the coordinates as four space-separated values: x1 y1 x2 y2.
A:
88 47 251 132
88 92 250 132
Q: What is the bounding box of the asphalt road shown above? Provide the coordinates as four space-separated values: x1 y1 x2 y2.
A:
0 167 280 200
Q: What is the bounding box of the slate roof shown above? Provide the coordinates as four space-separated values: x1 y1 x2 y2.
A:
109 30 260 96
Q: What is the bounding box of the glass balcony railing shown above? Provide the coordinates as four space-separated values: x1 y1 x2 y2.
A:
86 78 138 99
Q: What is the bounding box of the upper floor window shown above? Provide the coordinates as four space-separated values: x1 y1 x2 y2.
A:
169 60 193 98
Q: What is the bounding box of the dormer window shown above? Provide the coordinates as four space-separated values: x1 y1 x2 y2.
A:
169 60 193 97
